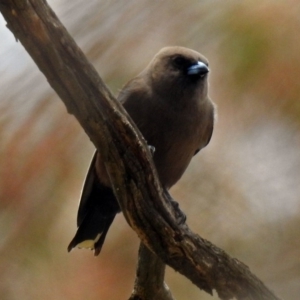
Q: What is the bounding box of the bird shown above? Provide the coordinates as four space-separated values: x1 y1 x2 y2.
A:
68 46 215 256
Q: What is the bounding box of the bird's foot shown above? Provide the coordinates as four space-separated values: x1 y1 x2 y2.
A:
163 190 186 225
170 198 186 225
148 145 155 156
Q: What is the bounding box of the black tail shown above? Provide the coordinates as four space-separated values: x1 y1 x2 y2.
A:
68 152 121 256
67 207 116 256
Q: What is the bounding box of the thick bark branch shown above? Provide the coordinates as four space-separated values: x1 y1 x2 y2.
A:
0 1 282 299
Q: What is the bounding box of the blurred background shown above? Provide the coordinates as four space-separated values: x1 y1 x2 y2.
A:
0 0 299 299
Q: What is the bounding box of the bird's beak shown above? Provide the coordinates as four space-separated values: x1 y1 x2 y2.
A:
187 61 209 76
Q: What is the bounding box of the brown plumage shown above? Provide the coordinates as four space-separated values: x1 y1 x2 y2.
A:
68 46 215 256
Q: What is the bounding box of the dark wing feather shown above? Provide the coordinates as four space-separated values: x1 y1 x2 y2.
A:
77 151 98 226
194 104 214 156
68 151 120 255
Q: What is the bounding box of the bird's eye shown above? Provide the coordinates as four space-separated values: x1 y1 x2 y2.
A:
172 56 186 68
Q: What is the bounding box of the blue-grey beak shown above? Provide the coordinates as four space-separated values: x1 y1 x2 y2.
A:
187 61 209 76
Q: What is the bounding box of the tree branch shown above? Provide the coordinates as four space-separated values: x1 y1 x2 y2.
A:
129 243 174 300
0 1 282 299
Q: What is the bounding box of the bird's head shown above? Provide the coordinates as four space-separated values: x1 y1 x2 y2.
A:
147 46 209 102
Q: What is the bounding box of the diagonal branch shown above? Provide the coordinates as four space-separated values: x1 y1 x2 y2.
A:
0 1 282 299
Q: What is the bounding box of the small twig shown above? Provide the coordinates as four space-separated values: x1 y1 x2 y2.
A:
129 243 174 300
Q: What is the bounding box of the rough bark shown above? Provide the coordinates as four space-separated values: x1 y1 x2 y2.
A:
129 243 174 300
0 1 282 299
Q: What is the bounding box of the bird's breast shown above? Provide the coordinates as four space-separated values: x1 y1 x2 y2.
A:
144 107 210 189
122 86 213 190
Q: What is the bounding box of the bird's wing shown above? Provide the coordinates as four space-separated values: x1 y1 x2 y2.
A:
118 77 157 142
69 151 119 255
77 151 98 226
204 111 214 146
194 105 215 156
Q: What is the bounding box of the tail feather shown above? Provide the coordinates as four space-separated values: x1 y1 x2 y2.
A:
68 152 121 256
68 208 116 256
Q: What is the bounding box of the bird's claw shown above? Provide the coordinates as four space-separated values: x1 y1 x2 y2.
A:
163 190 186 225
148 145 155 156
169 197 186 225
